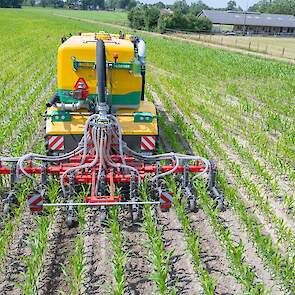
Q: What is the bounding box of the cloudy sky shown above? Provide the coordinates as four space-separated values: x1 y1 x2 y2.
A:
203 0 257 9
143 0 258 9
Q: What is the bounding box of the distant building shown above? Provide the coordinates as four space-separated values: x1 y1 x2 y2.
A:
199 10 295 34
160 8 173 16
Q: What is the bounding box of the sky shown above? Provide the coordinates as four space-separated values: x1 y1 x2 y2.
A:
203 0 257 9
143 0 259 10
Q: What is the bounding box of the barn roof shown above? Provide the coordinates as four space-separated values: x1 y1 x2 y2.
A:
201 10 295 28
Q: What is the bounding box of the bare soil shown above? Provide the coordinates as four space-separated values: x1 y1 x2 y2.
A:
0 208 36 295
82 208 113 295
37 208 78 295
157 209 203 294
121 218 154 295
148 79 285 293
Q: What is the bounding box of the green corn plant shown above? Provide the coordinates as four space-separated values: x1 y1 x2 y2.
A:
140 183 174 295
62 195 86 295
146 82 294 293
167 179 216 295
62 235 85 295
107 206 127 295
21 182 60 294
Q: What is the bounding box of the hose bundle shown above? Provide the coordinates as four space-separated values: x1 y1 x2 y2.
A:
0 113 210 197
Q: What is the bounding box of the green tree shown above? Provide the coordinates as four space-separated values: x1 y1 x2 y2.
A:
127 0 136 10
173 0 189 14
226 0 242 11
0 0 23 7
144 6 160 30
153 1 165 9
118 0 129 9
128 6 145 29
248 0 295 15
190 0 209 15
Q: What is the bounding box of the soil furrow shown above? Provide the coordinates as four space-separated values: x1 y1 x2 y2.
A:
37 208 78 295
189 210 243 295
219 208 284 295
150 66 295 197
82 208 113 295
147 82 284 293
151 88 241 294
122 219 154 295
157 209 204 295
0 208 36 295
149 77 292 253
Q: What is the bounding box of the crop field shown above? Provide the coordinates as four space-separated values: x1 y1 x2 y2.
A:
174 32 295 60
0 7 294 295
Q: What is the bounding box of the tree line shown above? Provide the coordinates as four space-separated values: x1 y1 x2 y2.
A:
0 0 136 9
248 0 295 16
128 1 213 33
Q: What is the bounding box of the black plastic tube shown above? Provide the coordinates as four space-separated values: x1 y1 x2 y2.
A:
96 39 106 104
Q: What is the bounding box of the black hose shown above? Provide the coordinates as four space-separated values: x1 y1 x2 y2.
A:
46 92 59 107
141 67 145 101
96 39 107 104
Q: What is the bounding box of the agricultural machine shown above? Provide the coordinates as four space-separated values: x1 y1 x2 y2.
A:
0 32 224 226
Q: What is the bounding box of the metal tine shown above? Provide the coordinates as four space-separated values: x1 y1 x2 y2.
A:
181 162 197 212
66 172 76 227
130 171 140 222
155 161 173 214
3 163 18 215
98 170 107 224
208 160 225 212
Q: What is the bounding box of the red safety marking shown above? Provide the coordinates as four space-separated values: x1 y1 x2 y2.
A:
48 136 64 151
160 191 173 210
141 136 156 151
27 193 44 212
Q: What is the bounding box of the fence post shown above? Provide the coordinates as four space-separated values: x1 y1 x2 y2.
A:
248 41 251 50
282 47 285 56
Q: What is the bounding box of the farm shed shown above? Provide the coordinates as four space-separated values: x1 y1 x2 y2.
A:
199 10 295 34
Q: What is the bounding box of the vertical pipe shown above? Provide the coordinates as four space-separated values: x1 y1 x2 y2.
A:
96 39 106 104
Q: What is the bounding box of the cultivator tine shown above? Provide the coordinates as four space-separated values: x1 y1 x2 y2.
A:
99 206 107 223
208 161 225 211
66 172 76 227
130 171 140 222
41 162 48 187
182 163 197 212
3 163 18 215
155 162 173 212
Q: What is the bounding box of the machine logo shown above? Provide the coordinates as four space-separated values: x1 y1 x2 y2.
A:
141 136 156 151
48 136 65 151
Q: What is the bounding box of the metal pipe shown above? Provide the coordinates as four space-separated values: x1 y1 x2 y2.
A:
55 102 85 111
96 39 106 104
43 201 160 207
